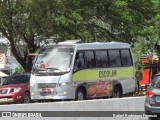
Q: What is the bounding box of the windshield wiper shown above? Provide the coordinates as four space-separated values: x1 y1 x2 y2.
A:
45 68 62 74
32 67 68 76
33 68 50 76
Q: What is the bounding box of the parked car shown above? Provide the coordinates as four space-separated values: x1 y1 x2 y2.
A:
145 72 160 120
0 73 31 104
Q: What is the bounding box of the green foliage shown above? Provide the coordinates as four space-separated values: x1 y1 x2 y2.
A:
0 0 159 71
0 0 63 70
15 66 24 73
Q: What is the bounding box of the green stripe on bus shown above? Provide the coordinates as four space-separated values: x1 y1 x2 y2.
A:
72 67 134 81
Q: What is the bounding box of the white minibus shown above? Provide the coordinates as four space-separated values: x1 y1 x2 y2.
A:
30 40 135 101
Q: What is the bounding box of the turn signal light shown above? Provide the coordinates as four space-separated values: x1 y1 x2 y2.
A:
146 91 154 97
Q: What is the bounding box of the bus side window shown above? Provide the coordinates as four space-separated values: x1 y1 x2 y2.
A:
84 51 96 68
95 50 108 68
74 52 84 71
121 49 133 66
108 50 121 67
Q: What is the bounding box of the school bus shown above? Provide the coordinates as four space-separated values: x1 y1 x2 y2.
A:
30 40 135 101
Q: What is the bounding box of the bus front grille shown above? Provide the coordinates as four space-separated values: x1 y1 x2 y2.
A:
38 83 56 88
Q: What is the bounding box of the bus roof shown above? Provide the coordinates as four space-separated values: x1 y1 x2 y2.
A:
59 41 131 50
77 42 130 50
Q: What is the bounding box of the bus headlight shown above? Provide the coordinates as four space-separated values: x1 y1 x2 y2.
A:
31 92 35 96
30 82 35 87
59 82 68 86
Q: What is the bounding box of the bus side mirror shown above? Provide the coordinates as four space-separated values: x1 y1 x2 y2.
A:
135 71 142 81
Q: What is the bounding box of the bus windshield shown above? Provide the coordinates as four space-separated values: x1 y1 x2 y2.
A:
32 46 74 75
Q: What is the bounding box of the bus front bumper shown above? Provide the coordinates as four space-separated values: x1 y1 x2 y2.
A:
30 89 75 101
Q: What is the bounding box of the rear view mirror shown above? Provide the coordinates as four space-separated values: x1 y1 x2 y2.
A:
135 71 142 81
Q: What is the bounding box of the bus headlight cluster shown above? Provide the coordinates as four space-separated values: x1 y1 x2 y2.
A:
31 92 35 96
30 82 35 87
59 82 68 86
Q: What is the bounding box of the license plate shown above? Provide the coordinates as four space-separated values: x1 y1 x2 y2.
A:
42 88 51 93
156 96 160 102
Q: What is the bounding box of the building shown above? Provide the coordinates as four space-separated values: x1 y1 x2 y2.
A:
0 38 19 75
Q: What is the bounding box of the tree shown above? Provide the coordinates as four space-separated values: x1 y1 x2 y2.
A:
0 0 62 71
0 0 159 72
60 0 160 68
57 0 159 43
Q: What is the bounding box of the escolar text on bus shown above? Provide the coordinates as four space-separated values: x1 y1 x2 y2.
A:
99 70 117 78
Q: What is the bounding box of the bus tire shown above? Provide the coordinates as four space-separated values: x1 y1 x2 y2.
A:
76 88 86 101
113 86 122 98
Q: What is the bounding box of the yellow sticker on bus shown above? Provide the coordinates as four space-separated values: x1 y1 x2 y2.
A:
72 67 134 81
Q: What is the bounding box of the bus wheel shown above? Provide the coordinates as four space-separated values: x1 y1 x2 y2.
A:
23 92 31 103
76 88 86 101
113 86 122 98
